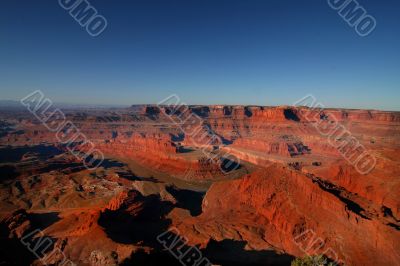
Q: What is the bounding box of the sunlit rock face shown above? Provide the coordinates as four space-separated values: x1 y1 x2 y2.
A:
0 106 399 265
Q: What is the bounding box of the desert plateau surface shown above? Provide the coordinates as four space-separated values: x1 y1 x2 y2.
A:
0 104 399 266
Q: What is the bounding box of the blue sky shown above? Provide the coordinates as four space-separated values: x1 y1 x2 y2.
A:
0 0 399 110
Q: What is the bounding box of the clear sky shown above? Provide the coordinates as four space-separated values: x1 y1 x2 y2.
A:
0 0 399 110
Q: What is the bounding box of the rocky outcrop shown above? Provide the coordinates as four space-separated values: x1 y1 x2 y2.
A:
0 209 31 238
174 165 400 266
1 105 400 266
232 137 311 157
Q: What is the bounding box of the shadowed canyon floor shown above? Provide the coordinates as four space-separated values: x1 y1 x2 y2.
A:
0 105 399 265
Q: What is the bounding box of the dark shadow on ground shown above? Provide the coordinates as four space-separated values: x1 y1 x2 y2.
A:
0 233 38 265
283 109 300 122
244 106 253 117
0 210 61 265
166 186 204 216
0 145 63 163
121 233 294 266
177 146 195 153
27 212 61 231
142 176 163 183
221 157 241 172
98 158 125 169
0 165 19 183
170 133 184 142
115 171 142 181
202 239 294 266
98 193 173 245
120 249 181 266
40 162 84 173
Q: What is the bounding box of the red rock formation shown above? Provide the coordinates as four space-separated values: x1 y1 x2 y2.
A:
1 105 399 265
232 138 311 157
173 165 400 266
0 209 31 238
